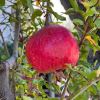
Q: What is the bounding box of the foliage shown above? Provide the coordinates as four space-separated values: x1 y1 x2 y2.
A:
0 0 100 100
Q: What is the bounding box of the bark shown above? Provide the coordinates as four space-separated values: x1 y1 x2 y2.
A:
0 6 20 100
0 64 14 100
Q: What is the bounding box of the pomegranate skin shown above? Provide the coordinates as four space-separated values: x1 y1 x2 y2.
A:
25 25 79 73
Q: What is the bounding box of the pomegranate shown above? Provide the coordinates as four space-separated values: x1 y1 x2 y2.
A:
25 25 79 73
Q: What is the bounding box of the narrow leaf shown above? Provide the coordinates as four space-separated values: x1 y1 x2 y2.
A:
26 0 34 14
31 9 42 20
0 0 5 6
73 19 84 25
68 0 79 10
85 35 96 46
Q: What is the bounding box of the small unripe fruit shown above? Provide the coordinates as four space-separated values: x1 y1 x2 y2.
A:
25 25 79 73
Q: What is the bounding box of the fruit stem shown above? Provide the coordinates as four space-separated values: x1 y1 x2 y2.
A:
44 0 52 26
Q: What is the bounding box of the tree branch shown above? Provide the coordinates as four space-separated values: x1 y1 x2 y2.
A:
0 30 10 57
60 72 71 100
79 21 89 48
44 0 52 26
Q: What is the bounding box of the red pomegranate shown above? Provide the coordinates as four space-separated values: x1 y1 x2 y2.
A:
25 25 79 73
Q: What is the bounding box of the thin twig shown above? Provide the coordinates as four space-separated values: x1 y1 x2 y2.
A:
0 8 12 16
69 67 89 82
93 15 100 23
79 21 89 48
60 72 71 100
0 30 10 57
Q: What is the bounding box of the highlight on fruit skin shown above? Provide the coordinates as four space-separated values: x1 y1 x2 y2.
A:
25 24 79 73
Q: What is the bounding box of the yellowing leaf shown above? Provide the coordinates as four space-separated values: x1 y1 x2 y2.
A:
0 0 5 6
17 58 22 64
81 0 98 9
22 96 33 100
85 35 96 46
36 0 40 6
26 0 34 14
96 69 100 77
81 1 90 9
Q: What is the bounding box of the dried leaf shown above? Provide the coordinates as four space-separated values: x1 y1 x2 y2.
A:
85 35 96 46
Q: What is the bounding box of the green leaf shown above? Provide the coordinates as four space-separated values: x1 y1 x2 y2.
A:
42 0 54 6
97 81 100 89
32 79 39 84
81 0 98 9
68 0 79 10
48 98 58 100
34 97 42 100
32 9 42 21
20 0 27 7
38 85 47 97
47 6 66 21
87 71 97 80
38 78 45 86
1 55 8 60
64 8 84 18
34 97 58 100
9 16 17 23
88 27 97 34
53 12 66 21
95 18 100 28
64 8 75 14
81 1 90 9
88 17 95 28
88 86 97 95
75 92 89 100
22 96 33 100
85 7 99 19
0 0 5 6
51 83 60 93
73 19 84 25
89 0 98 7
26 0 33 14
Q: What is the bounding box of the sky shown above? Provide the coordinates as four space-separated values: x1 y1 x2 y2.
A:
51 0 65 13
51 0 74 30
0 0 13 43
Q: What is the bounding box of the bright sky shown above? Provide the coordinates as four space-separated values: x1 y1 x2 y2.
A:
51 0 65 13
51 0 74 31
